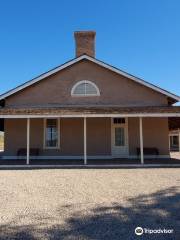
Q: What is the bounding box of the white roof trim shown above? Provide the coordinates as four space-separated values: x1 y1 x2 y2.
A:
0 55 179 101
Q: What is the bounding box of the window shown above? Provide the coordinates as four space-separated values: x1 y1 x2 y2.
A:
71 80 100 96
44 119 59 148
113 118 125 124
170 135 178 147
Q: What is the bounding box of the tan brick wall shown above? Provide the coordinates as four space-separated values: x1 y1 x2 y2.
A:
6 60 168 107
87 118 111 155
4 118 111 156
128 117 169 155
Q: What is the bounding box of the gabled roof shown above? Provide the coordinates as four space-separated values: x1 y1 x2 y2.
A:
0 54 179 102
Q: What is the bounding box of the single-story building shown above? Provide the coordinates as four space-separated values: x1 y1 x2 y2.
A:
0 31 180 165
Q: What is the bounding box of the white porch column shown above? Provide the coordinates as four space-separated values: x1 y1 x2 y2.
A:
139 117 144 164
178 129 180 152
84 117 87 165
26 118 30 165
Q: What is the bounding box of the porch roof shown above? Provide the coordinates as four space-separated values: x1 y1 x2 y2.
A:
0 105 180 117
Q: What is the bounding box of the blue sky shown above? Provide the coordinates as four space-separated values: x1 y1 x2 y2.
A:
0 0 180 100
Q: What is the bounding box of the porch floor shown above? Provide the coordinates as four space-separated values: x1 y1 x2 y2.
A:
0 158 180 166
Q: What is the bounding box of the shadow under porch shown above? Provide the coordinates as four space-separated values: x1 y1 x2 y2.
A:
0 156 180 166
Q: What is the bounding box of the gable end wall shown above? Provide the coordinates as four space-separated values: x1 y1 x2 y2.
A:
6 60 168 107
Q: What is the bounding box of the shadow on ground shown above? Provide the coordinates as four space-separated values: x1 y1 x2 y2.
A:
0 187 179 240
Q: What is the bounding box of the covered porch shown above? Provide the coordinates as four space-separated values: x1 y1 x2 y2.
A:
1 106 180 166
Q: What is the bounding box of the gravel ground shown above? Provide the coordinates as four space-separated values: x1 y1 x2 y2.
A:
0 169 180 240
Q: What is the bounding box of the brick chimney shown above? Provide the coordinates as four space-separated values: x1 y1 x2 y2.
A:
74 31 96 57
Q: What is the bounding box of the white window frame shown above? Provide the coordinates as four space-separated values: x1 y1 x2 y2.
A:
169 134 179 147
71 80 100 97
43 118 60 149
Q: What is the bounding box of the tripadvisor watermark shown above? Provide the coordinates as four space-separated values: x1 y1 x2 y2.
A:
135 226 174 236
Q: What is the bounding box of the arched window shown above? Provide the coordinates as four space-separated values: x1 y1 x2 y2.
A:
71 80 100 96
